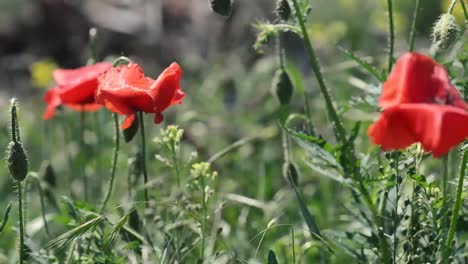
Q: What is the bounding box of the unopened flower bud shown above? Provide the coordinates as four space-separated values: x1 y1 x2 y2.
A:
276 0 291 20
272 68 294 105
432 13 459 50
283 162 298 186
123 114 139 143
6 141 29 182
210 0 232 17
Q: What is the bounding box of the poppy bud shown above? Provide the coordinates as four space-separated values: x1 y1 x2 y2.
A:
40 161 56 187
6 99 28 182
432 13 459 50
6 141 29 182
283 162 298 187
272 68 294 105
210 0 232 17
276 0 291 20
123 114 139 142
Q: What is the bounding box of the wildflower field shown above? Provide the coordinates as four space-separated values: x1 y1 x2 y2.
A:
1 0 468 263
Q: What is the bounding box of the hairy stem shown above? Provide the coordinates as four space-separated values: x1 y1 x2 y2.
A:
17 181 25 264
290 0 346 143
448 0 458 14
100 113 120 213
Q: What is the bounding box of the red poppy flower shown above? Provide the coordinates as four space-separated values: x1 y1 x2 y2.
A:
368 52 468 157
96 62 184 129
43 62 112 119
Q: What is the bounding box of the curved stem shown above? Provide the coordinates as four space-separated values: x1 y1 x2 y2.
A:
445 149 468 261
387 0 395 72
100 113 120 213
290 0 346 143
36 180 50 238
448 0 458 14
17 181 25 264
138 112 149 207
409 0 420 51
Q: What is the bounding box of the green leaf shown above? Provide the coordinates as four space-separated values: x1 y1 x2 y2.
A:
103 214 129 252
0 202 12 234
338 46 384 82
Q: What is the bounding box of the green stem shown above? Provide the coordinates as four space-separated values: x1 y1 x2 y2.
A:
36 179 50 238
445 149 468 261
138 112 149 207
387 0 395 72
459 0 468 22
200 177 207 261
448 0 458 14
409 0 420 51
171 145 181 188
392 154 400 264
290 0 346 143
100 113 120 213
443 155 449 197
17 181 25 264
80 109 88 201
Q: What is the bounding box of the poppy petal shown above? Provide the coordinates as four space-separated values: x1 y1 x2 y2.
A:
43 88 62 119
151 62 184 112
368 104 468 157
379 52 466 109
53 62 112 87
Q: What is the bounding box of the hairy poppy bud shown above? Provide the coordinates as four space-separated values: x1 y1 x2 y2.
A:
6 99 28 182
210 0 232 16
272 68 294 105
6 141 29 182
276 0 291 20
432 13 459 50
283 162 298 187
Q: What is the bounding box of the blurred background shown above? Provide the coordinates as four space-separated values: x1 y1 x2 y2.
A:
0 0 455 100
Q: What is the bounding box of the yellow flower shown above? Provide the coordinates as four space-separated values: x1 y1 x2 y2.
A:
30 59 57 89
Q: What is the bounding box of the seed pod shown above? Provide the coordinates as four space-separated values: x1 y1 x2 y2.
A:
210 0 232 17
432 13 459 50
272 68 294 105
6 141 29 182
276 0 291 20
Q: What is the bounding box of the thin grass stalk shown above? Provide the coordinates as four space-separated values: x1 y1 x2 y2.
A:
445 149 468 262
138 111 149 207
290 0 346 143
100 113 120 213
171 145 181 188
409 0 420 51
387 0 395 72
